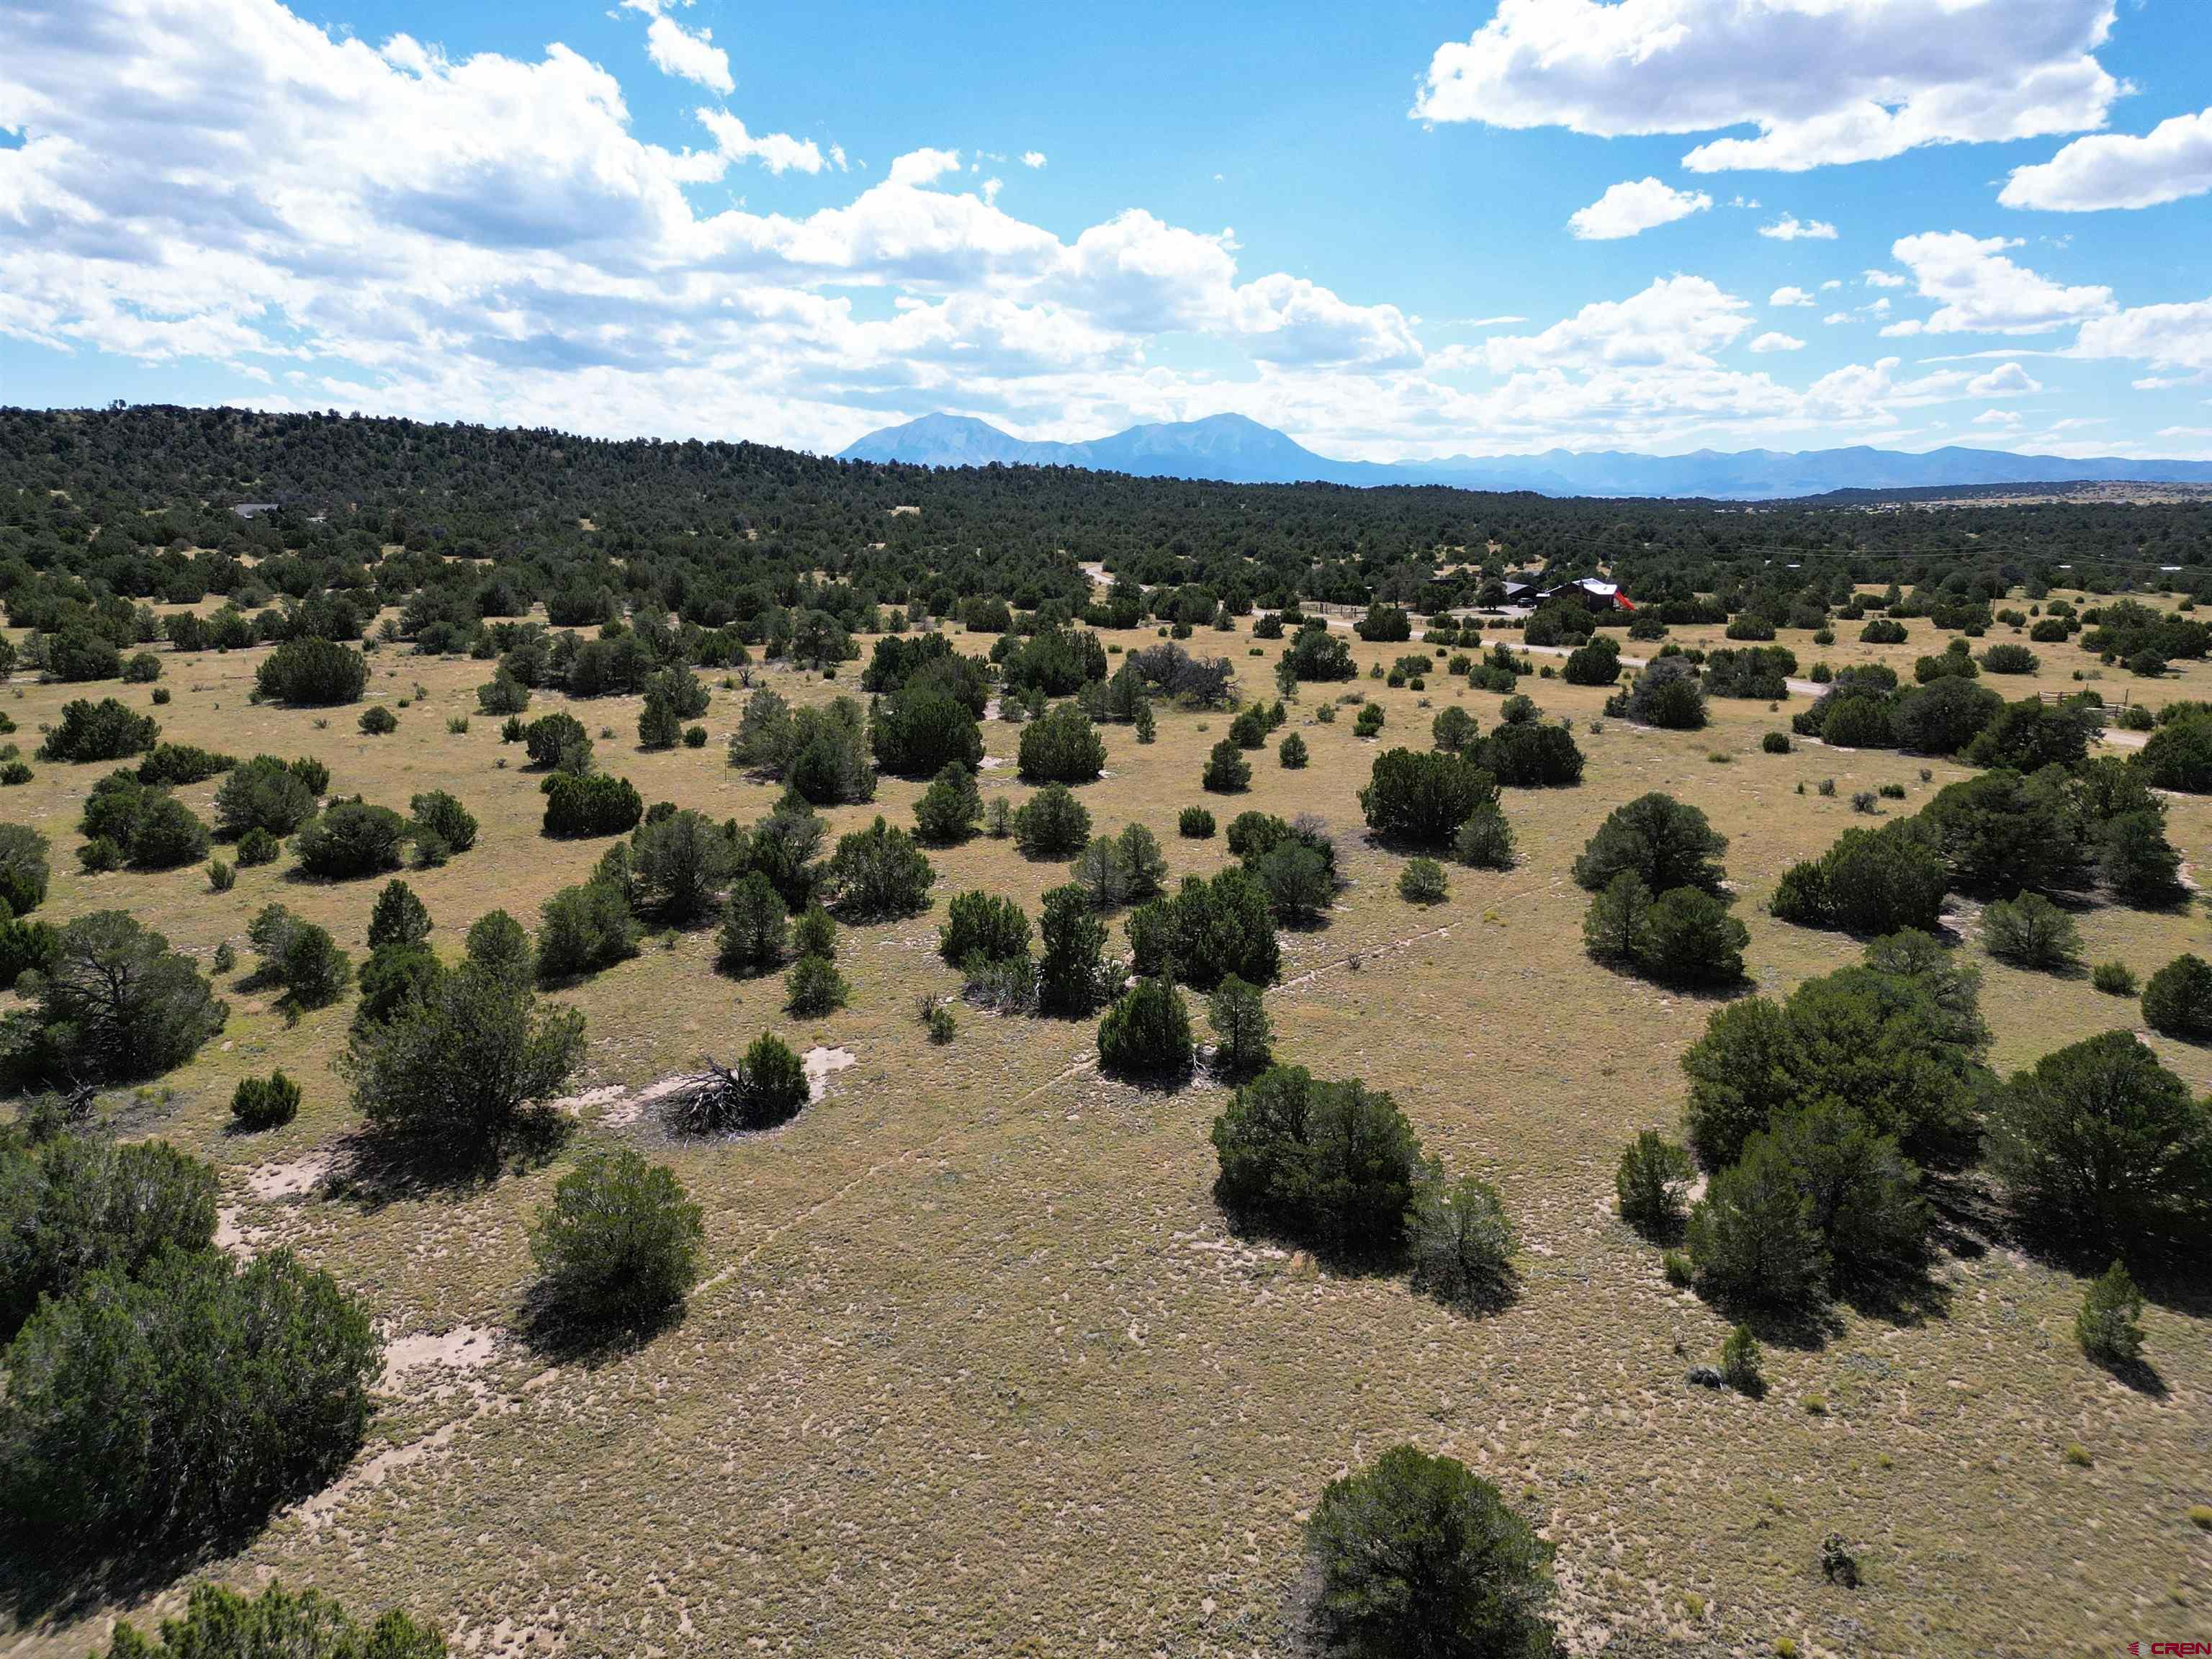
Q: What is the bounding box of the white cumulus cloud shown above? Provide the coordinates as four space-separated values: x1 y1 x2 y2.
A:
1759 214 1838 241
1567 177 1712 240
1021 151 1046 168
2001 107 2212 212
1770 286 1815 307
1483 276 1750 373
642 14 732 95
1412 0 2121 173
2074 298 2212 373
1967 362 2043 396
1750 332 1804 353
1889 230 2115 334
694 110 825 175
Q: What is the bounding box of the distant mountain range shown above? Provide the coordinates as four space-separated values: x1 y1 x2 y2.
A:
839 412 2212 501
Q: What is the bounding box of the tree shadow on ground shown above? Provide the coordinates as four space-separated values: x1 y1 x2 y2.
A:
0 1535 209 1628
515 1282 690 1371
2092 1351 2171 1400
1586 955 1756 1007
323 1110 570 1212
1835 1264 1955 1331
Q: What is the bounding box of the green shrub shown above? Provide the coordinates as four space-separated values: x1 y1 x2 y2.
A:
537 881 639 980
1178 805 1216 838
214 755 318 839
1014 783 1092 858
232 1070 302 1130
785 952 848 1016
529 1148 703 1329
1617 657 1707 729
248 904 353 1009
524 711 593 773
2141 953 2212 1040
541 773 643 838
716 871 789 975
1096 977 1194 1077
408 789 477 858
2091 960 2136 996
1720 1323 1765 1393
1205 975 1272 1076
1210 1065 1422 1255
358 704 398 735
1452 806 1516 870
0 1133 217 1337
1303 1447 1555 1659
1989 1030 2212 1254
15 911 228 1083
1398 858 1449 905
1762 731 1791 754
1615 1130 1694 1234
1573 793 1730 897
1278 732 1309 768
37 697 159 763
675 1031 811 1131
1407 1174 1517 1309
136 743 236 786
1359 747 1498 846
2075 1260 2145 1366
343 924 584 1161
0 1249 374 1552
1036 884 1108 1015
352 943 442 1032
1015 702 1107 783
95 1581 446 1659
1480 719 1584 786
793 902 837 961
1202 738 1251 793
1129 867 1281 989
913 761 983 844
1982 892 2081 971
294 801 408 878
256 637 369 705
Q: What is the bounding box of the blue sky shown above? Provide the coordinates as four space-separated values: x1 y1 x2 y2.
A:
4 0 2211 461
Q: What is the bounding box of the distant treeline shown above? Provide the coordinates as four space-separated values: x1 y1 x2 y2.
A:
3 406 2210 658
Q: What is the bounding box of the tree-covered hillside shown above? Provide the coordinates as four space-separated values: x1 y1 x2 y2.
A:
4 406 2211 649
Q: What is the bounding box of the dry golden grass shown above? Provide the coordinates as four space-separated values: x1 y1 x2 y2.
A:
4 599 2210 1659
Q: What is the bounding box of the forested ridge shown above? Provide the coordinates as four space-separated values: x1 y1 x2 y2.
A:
5 405 2212 639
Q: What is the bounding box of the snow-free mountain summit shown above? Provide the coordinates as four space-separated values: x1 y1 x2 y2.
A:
840 413 2212 500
